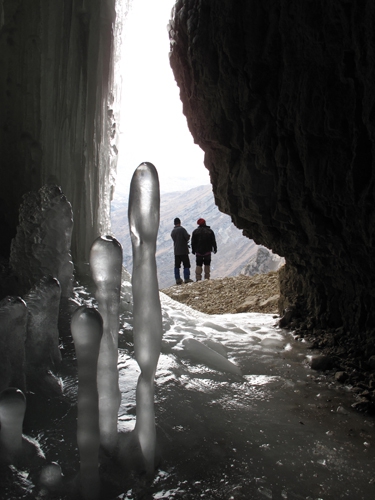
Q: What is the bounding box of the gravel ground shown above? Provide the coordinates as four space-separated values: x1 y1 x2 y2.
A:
160 270 280 315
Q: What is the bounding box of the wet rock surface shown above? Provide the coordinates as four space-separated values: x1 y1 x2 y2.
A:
302 327 375 415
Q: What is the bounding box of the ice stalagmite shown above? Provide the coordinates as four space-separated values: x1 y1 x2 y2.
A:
0 296 28 393
128 162 163 475
0 388 26 463
71 306 103 500
89 235 122 453
39 462 63 495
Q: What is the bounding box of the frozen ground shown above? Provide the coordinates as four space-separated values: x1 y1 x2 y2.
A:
2 280 374 499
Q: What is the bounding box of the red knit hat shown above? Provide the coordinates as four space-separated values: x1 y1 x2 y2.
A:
197 218 206 226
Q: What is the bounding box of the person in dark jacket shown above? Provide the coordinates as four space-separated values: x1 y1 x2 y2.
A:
191 218 217 281
170 217 193 284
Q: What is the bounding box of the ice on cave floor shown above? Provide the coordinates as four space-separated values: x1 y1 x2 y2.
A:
114 284 375 499
3 275 375 499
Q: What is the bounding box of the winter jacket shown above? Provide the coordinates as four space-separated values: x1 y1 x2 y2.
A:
191 224 217 255
171 225 190 255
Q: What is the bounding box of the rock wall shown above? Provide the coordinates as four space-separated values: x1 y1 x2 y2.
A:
169 0 375 335
0 0 124 266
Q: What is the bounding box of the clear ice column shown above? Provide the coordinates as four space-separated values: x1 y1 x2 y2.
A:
89 235 123 453
128 162 163 474
71 306 103 500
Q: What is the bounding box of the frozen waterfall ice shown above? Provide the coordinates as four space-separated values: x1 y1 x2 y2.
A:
9 185 74 298
128 162 163 475
71 306 103 500
89 235 123 453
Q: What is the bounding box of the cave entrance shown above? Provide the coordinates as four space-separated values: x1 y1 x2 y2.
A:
114 0 207 198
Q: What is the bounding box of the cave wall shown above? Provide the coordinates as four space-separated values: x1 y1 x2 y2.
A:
169 0 375 334
0 0 122 266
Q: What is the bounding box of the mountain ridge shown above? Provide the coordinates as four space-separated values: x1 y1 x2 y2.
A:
111 184 260 288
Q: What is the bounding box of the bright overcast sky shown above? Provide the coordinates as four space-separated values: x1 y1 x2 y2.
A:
115 0 210 196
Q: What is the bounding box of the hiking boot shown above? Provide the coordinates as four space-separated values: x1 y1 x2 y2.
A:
204 264 210 280
184 278 193 283
176 278 183 285
195 265 202 281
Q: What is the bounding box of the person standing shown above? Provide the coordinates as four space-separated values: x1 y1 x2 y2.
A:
171 218 193 284
191 218 217 281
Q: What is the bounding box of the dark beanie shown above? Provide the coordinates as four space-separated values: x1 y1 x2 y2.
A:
174 217 181 225
197 218 206 226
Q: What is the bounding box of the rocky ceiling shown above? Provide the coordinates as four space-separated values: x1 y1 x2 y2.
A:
169 0 375 346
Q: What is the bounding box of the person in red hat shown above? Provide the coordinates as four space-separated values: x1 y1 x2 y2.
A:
191 218 217 281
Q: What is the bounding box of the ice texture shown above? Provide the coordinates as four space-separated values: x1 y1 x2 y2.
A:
0 387 26 463
181 338 242 375
128 163 163 474
24 275 62 380
9 185 74 297
71 306 103 500
89 235 123 453
0 296 28 393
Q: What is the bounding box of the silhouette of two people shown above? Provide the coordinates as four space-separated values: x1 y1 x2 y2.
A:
171 217 217 284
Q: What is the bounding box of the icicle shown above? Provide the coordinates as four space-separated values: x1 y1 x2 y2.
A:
128 162 163 475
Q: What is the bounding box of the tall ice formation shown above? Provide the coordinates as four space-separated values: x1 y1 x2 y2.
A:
129 163 163 474
71 306 103 500
90 235 123 453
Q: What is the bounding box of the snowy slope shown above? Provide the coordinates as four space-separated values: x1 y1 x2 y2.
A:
111 184 259 288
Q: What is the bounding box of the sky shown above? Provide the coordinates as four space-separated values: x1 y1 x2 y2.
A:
115 0 211 196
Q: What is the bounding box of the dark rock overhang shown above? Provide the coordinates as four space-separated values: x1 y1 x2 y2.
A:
169 0 375 337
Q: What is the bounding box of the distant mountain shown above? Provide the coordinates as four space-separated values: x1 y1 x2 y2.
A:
240 246 285 277
111 184 260 288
